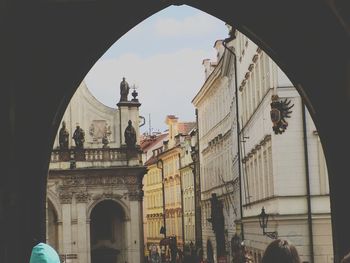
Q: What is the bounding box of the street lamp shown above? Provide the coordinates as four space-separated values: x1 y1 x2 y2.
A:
157 159 166 238
258 207 278 239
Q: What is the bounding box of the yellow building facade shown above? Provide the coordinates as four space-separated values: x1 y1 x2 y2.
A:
142 115 195 253
144 161 164 248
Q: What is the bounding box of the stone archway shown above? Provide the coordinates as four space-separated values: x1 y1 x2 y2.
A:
90 200 127 263
0 1 349 263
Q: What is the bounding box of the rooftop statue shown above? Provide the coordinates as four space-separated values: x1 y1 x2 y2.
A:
59 121 69 150
73 124 85 149
124 120 136 148
120 77 130 102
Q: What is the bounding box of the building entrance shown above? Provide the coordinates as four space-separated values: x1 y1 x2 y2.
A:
90 200 126 263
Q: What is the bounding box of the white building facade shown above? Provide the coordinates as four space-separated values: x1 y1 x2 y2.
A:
230 30 333 263
192 40 240 263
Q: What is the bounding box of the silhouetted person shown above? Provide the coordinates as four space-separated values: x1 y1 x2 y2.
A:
262 239 300 263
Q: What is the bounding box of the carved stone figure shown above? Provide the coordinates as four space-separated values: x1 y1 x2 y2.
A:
59 121 69 150
120 77 130 102
124 120 136 148
73 124 85 149
209 193 226 257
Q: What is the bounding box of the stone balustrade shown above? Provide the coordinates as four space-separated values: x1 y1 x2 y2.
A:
51 147 140 163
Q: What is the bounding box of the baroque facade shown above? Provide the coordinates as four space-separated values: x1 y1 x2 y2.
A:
46 80 146 263
230 29 333 263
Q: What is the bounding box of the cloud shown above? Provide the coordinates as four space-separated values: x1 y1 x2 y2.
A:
154 13 222 38
85 48 215 132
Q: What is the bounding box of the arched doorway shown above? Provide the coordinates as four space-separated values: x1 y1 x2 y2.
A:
46 200 59 251
90 200 127 263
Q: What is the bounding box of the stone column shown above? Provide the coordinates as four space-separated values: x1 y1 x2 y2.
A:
129 191 144 263
76 193 90 263
59 192 73 257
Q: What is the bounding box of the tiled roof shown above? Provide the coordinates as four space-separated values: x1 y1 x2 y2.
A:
177 122 196 135
140 133 168 151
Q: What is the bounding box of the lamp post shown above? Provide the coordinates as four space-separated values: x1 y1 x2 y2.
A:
258 207 278 239
157 159 166 238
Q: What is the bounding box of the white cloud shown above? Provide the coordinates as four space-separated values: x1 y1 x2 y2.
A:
154 13 221 38
85 48 214 132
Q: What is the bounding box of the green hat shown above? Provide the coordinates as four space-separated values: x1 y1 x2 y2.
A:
29 243 60 263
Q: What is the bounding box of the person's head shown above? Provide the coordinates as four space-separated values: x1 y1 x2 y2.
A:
262 239 300 263
128 120 132 126
341 252 350 263
29 243 60 263
62 121 66 128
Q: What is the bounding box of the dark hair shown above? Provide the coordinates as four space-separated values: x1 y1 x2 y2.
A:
341 252 350 263
262 239 301 263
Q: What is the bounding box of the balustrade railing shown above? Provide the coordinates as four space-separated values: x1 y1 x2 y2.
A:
51 147 139 163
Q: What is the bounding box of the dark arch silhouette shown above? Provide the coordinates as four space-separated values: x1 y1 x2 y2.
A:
0 1 348 262
90 200 126 263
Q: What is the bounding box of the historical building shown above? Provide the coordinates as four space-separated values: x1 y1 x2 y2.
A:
192 40 239 263
142 115 195 258
141 132 169 256
46 80 146 263
229 29 334 263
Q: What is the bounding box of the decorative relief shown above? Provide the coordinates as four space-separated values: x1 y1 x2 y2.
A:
93 192 123 200
62 175 126 187
89 120 112 142
248 63 254 71
124 175 137 184
75 192 91 203
59 192 73 204
128 190 144 201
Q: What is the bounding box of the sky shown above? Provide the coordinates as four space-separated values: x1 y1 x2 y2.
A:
84 5 228 133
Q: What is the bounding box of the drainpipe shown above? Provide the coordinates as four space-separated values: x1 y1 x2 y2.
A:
178 152 186 252
302 100 314 263
194 109 203 251
223 33 244 241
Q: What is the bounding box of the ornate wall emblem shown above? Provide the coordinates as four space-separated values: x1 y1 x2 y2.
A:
270 95 294 134
89 120 112 142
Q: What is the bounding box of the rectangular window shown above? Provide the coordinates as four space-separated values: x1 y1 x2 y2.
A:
268 144 273 196
263 149 269 198
264 54 271 92
260 54 266 96
256 60 261 103
247 79 251 118
254 157 259 200
251 71 256 111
